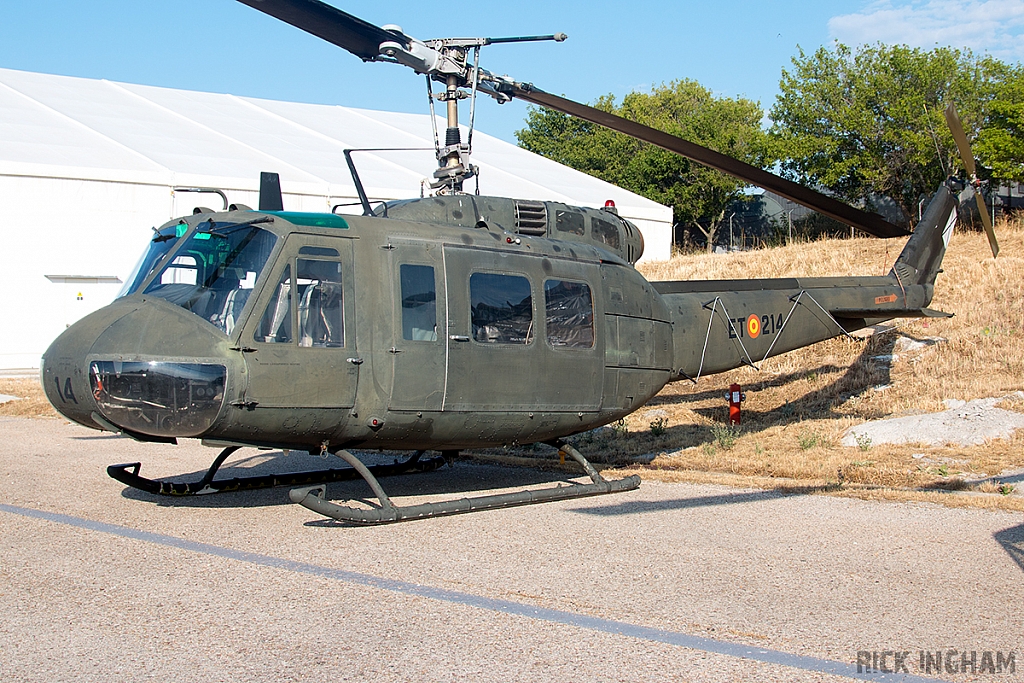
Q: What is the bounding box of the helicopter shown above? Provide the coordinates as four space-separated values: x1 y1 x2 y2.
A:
41 0 999 525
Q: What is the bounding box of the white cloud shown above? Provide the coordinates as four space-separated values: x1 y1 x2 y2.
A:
829 0 1024 62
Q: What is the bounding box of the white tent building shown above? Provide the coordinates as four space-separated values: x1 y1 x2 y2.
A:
0 67 672 369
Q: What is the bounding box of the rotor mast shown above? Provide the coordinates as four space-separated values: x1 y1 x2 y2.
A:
413 35 567 194
434 71 470 193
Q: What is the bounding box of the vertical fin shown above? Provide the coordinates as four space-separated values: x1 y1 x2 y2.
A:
892 185 958 287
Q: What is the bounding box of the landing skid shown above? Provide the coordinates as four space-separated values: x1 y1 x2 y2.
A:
290 443 641 525
107 447 445 496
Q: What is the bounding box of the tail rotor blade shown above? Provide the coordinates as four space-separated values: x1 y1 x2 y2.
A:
944 103 976 177
944 102 999 257
974 192 1000 258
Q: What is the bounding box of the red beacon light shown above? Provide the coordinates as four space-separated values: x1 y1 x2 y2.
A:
602 199 618 215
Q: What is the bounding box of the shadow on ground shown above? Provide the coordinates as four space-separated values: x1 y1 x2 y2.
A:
994 523 1024 575
556 333 899 463
572 489 783 515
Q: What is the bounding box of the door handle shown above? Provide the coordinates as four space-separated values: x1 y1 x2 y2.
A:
449 335 470 342
346 357 364 365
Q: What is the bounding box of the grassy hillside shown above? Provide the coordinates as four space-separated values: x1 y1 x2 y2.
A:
577 216 1024 507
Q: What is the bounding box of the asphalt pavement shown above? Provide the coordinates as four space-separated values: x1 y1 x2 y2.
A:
2 417 1022 682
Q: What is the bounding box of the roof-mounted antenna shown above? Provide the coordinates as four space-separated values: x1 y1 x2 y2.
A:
923 104 948 178
259 172 284 212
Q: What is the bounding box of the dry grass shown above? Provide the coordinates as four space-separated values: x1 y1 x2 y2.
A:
0 378 58 419
491 217 1024 510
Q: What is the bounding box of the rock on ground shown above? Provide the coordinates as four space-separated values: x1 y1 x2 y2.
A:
842 394 1024 447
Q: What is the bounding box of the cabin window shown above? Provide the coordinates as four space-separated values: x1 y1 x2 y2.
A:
591 217 621 250
470 273 533 344
544 280 594 348
400 265 437 341
555 210 585 236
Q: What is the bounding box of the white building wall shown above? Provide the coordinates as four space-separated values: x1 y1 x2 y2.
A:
0 175 171 368
0 67 674 369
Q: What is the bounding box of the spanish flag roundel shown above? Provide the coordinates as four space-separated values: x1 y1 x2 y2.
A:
746 314 761 339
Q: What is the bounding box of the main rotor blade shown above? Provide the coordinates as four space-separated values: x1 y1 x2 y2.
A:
237 0 401 61
944 102 999 257
511 86 909 238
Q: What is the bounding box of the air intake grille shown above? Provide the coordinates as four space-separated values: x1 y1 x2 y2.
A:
514 200 547 235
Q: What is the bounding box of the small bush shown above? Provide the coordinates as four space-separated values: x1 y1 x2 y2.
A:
798 432 821 450
711 424 740 450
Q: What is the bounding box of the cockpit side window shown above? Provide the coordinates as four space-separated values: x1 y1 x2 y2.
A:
544 279 594 348
296 258 344 348
256 266 293 343
160 255 199 286
470 272 533 344
255 258 345 348
117 224 184 298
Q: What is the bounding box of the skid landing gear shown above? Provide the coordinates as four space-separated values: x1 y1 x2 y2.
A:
290 443 641 525
107 447 445 496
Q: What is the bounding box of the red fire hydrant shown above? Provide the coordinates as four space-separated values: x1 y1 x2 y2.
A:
725 383 746 425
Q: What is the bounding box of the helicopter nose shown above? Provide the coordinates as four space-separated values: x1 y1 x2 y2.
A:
42 297 241 439
42 301 139 428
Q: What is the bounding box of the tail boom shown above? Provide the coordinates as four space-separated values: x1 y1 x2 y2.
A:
653 183 959 380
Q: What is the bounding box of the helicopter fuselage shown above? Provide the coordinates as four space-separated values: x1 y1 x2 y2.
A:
42 186 953 456
42 200 672 452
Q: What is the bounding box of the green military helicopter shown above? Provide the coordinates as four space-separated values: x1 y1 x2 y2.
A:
42 0 999 524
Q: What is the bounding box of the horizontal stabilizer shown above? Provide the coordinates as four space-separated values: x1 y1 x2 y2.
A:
832 307 953 319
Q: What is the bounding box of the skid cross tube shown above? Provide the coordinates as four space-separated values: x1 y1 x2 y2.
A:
290 444 641 525
107 448 443 496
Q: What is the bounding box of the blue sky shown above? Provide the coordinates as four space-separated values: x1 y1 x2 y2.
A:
2 1 1022 144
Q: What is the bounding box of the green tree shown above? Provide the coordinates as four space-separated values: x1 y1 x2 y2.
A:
769 43 1010 223
976 67 1024 183
516 80 769 251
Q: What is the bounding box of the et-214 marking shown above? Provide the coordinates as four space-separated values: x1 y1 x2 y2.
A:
728 313 785 340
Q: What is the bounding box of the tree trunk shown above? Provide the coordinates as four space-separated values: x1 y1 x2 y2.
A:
694 209 726 253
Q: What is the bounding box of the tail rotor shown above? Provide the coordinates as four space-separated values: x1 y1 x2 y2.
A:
944 103 999 257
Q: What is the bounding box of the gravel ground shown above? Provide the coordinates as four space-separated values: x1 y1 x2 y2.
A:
2 417 1023 682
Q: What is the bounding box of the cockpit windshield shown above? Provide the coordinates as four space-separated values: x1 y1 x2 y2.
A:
134 220 278 336
118 222 187 299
